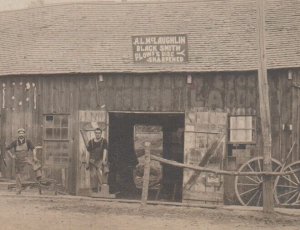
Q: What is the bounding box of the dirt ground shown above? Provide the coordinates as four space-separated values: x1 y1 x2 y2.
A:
0 192 299 230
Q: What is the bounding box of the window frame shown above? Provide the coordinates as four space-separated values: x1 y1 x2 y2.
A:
43 114 70 166
43 114 70 141
228 115 256 144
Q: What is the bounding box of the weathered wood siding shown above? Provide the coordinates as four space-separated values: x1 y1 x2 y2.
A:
0 76 79 194
0 69 298 195
292 70 300 163
269 69 300 164
83 72 258 113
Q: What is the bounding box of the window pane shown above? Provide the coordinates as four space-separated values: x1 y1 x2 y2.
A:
61 128 68 139
54 116 61 127
45 128 53 139
230 130 253 142
61 116 68 127
244 130 252 142
45 116 53 127
230 117 237 129
230 116 253 129
237 117 246 129
230 116 255 143
230 130 240 142
53 128 61 139
245 117 252 129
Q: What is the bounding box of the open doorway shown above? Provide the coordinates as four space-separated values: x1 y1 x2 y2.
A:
108 112 184 202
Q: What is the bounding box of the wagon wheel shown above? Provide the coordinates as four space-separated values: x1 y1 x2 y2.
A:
234 157 282 206
275 160 300 206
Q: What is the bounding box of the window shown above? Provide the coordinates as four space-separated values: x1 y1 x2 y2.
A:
229 116 256 144
44 114 70 166
45 115 69 140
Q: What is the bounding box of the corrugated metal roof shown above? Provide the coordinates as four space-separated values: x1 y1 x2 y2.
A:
0 0 299 75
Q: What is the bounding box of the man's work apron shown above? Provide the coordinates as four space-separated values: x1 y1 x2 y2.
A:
89 145 109 189
15 141 30 175
14 142 34 183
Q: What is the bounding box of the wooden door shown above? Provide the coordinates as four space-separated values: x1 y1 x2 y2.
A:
77 110 108 196
183 109 227 204
43 114 71 192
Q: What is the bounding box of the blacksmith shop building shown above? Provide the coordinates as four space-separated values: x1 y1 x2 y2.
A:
0 0 299 205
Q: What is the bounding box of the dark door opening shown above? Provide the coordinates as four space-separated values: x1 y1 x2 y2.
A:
108 112 184 202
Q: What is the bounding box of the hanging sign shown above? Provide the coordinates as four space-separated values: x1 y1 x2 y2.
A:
132 34 188 63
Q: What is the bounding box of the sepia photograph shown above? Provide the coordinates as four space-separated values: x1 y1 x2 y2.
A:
0 0 299 229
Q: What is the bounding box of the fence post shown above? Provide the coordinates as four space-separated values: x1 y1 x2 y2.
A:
141 142 151 206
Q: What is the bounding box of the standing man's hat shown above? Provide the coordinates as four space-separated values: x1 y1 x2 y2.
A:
17 128 25 134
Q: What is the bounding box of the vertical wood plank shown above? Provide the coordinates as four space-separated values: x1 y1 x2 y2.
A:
245 73 257 110
53 76 59 113
59 77 65 113
89 77 98 110
50 77 55 113
42 76 48 114
132 75 142 111
150 75 160 111
71 78 80 195
235 75 247 109
162 75 172 111
191 75 205 108
177 75 187 112
224 74 236 112
147 76 154 111
98 75 106 109
37 77 43 146
281 72 292 163
269 74 281 161
64 77 71 113
297 70 300 161
79 76 90 111
5 78 13 179
0 108 7 177
107 76 116 111
123 75 132 110
292 71 298 162
207 74 224 110
114 76 124 110
141 76 150 111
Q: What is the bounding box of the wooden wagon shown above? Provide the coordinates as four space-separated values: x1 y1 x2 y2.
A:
235 142 300 207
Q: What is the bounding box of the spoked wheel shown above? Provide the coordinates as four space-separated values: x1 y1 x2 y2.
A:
275 161 300 206
235 157 282 206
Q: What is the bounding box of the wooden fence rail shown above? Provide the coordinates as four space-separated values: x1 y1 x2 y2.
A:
150 155 299 176
140 143 300 206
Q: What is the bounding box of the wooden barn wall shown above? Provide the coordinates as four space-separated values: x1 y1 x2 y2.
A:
269 69 300 164
0 76 43 180
0 69 298 196
82 72 258 113
0 76 79 194
80 73 187 112
291 69 300 163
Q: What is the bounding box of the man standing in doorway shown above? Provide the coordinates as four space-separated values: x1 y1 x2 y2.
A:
6 128 41 194
86 128 109 192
